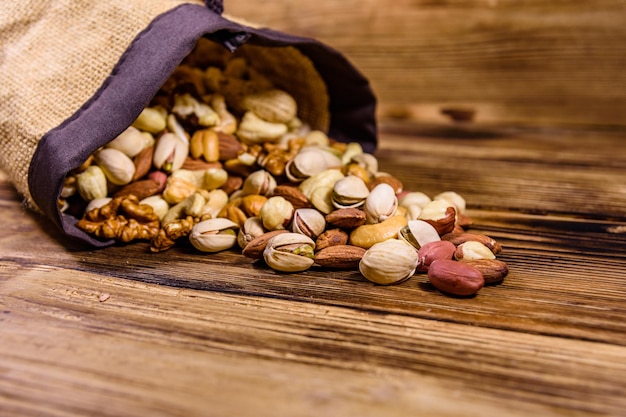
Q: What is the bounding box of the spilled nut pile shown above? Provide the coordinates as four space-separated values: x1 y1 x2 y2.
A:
61 39 508 297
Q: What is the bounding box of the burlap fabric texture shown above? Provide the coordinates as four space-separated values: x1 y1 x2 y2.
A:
0 0 377 246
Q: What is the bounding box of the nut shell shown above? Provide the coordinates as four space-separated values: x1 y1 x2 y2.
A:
359 239 418 285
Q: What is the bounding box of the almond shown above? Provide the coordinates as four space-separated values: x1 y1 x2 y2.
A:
325 208 367 229
272 184 311 209
113 179 161 200
181 157 223 171
315 228 349 251
461 259 509 284
241 230 289 259
441 232 502 254
132 145 154 181
218 132 244 160
314 245 366 269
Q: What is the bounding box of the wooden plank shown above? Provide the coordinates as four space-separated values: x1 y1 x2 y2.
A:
225 0 626 127
2 267 625 416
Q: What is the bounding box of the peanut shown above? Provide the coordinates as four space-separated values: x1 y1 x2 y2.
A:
428 259 484 296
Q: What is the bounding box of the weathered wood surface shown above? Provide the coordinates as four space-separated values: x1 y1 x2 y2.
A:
225 0 626 128
2 124 626 416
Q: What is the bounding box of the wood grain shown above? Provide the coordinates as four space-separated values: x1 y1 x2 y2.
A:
225 0 626 128
2 125 626 416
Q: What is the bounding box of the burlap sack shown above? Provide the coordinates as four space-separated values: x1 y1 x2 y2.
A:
0 0 377 246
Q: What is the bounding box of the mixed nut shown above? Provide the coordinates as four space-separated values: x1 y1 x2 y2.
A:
61 38 509 297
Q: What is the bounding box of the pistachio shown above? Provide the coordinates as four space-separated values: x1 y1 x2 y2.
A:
434 191 466 214
304 130 329 147
399 192 432 210
359 239 418 285
341 142 364 166
237 216 266 249
259 196 294 230
351 152 378 176
242 89 297 124
398 220 441 250
263 232 316 272
286 146 342 183
153 132 189 173
241 169 276 197
93 148 136 186
76 165 108 201
291 208 326 240
363 183 398 224
189 218 239 253
332 175 370 209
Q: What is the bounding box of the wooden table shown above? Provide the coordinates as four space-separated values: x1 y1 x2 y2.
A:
1 121 625 416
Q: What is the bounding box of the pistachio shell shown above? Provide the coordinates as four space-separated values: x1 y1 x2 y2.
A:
106 126 153 157
153 132 189 173
237 216 266 249
291 208 326 240
398 220 441 250
263 232 315 272
359 239 418 285
363 183 398 224
93 148 136 185
189 218 239 253
286 147 342 182
332 175 370 209
242 89 297 124
76 165 108 201
434 191 467 214
241 170 277 197
399 192 432 210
